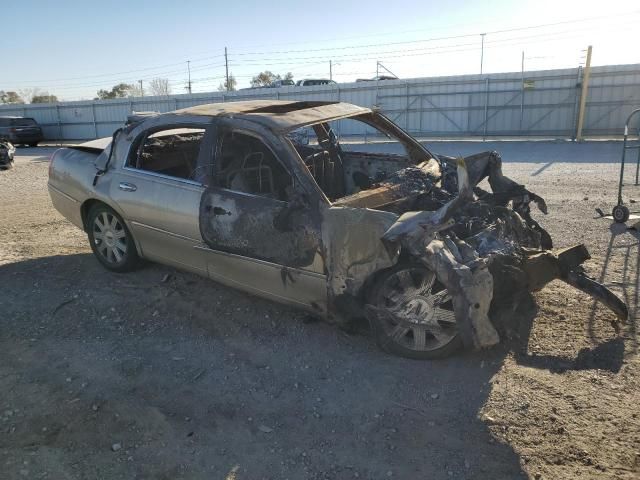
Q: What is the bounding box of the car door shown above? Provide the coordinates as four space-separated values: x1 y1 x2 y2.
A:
109 120 214 275
198 119 328 312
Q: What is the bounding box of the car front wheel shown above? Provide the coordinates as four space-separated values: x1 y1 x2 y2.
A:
87 204 140 272
367 265 462 359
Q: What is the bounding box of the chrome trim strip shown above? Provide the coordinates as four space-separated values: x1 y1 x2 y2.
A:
122 166 204 187
194 245 325 279
47 183 79 203
130 221 202 243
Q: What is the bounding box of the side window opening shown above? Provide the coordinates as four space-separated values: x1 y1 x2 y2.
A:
288 114 433 202
128 127 205 181
218 131 292 201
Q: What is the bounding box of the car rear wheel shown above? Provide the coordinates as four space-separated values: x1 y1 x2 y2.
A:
28 142 38 147
87 204 139 272
367 265 462 359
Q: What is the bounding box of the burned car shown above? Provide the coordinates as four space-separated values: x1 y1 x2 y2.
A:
0 141 15 169
47 101 627 359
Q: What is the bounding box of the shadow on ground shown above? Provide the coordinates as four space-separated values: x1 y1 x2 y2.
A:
1 252 632 478
588 223 639 356
0 254 529 479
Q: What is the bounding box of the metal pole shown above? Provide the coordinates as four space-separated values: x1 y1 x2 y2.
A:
91 103 98 138
483 78 489 140
224 47 230 91
329 60 332 81
405 82 410 130
636 137 640 186
419 95 423 135
480 33 486 74
618 124 628 204
55 105 62 140
376 61 379 79
571 66 583 140
520 51 525 132
187 60 192 94
138 79 143 97
575 45 592 142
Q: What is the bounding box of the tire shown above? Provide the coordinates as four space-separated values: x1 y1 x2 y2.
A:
612 205 630 223
367 264 462 360
28 142 38 147
87 204 140 272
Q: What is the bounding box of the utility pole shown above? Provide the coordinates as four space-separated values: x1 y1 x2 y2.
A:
480 33 486 74
224 47 230 91
520 51 525 131
329 60 332 81
138 79 143 97
575 45 593 142
186 60 192 94
376 61 379 79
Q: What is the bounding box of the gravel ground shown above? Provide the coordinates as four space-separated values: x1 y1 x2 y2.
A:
1 142 638 480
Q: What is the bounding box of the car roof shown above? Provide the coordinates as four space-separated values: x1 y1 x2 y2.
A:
174 100 370 132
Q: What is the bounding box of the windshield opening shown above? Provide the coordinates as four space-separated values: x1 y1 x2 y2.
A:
287 112 438 204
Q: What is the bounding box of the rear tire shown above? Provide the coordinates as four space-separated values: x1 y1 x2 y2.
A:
28 142 38 147
87 204 140 272
367 264 462 360
612 205 630 223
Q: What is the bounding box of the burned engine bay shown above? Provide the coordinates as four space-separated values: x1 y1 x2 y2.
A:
328 147 628 351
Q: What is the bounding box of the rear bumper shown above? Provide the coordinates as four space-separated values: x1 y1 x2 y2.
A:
48 183 84 230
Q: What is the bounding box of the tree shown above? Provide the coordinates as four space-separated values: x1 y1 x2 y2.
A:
149 78 172 96
218 74 237 92
0 91 24 104
18 88 40 103
249 70 293 88
96 83 135 100
31 93 58 103
129 83 143 97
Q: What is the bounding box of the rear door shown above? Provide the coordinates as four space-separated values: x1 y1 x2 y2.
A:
109 121 214 275
198 119 327 312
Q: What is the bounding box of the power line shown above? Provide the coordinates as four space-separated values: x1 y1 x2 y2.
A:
5 11 640 99
9 9 638 87
230 10 640 56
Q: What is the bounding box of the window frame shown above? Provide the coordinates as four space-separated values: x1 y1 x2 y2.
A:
124 123 212 187
212 126 296 203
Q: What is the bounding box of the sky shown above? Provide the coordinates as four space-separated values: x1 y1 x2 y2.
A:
2 0 640 101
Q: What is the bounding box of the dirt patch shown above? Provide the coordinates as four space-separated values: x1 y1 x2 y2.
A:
0 145 638 479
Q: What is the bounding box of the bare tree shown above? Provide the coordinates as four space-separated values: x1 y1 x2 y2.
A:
149 78 172 96
18 87 45 104
129 83 143 97
218 74 237 92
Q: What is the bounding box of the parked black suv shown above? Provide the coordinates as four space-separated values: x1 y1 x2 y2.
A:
0 116 44 147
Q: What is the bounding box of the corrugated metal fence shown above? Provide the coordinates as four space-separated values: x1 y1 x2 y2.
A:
1 64 639 140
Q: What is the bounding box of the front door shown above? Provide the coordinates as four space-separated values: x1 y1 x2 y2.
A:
198 126 327 312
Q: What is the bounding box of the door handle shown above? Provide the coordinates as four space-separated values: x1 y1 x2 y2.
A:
206 205 231 216
119 182 137 192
